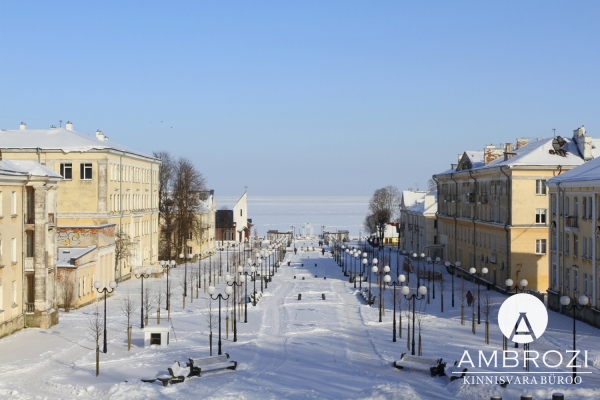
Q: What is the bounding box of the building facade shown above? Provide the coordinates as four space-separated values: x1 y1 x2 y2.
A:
434 128 598 292
0 122 160 282
0 158 60 338
400 191 439 258
546 153 600 323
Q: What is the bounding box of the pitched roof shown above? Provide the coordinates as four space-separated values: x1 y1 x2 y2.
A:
547 155 600 186
0 127 156 159
400 190 427 209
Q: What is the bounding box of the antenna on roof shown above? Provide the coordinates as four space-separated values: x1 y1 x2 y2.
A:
59 120 62 128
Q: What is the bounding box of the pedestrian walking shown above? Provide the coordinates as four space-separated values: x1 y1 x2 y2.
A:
466 290 474 307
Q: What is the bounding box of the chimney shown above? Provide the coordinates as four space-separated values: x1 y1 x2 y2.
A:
96 129 105 141
504 143 515 161
516 138 529 149
484 144 504 165
20 122 26 130
572 125 593 161
50 125 56 129
65 121 73 131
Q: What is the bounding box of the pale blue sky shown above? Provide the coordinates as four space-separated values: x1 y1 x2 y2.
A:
1 1 600 196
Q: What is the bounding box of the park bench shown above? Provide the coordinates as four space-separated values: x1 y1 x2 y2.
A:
360 289 376 305
167 360 191 384
188 353 237 377
394 353 446 377
445 360 468 382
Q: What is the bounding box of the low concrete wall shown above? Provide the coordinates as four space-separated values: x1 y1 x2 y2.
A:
0 315 25 339
548 290 600 329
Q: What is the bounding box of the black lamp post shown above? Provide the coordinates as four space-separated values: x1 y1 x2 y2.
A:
207 285 233 355
179 252 192 298
412 253 422 287
159 260 175 311
505 278 528 294
469 266 488 324
243 259 256 318
196 250 201 289
226 272 244 342
373 264 390 322
402 285 427 355
134 268 151 328
427 256 441 301
444 260 461 308
560 294 589 383
94 280 117 354
385 274 406 342
369 257 379 300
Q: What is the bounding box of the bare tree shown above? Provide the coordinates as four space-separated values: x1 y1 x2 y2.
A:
154 151 175 260
154 290 164 324
120 295 136 350
438 274 446 313
363 213 378 236
143 287 154 325
457 278 467 326
114 229 134 282
415 300 428 356
402 296 413 351
428 178 437 191
482 291 497 344
366 186 401 243
57 269 76 312
165 279 172 321
204 297 218 356
88 304 102 376
188 270 197 303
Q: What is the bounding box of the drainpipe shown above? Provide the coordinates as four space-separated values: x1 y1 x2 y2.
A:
450 173 459 262
557 181 566 300
22 174 32 329
150 160 155 265
500 165 511 283
469 170 478 270
119 151 124 281
432 176 439 255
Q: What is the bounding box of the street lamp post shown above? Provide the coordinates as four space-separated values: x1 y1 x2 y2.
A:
94 280 117 354
469 266 488 324
134 268 151 328
179 252 192 298
369 258 379 300
207 285 233 355
427 257 441 301
385 274 406 342
372 264 390 322
160 260 175 311
226 272 244 342
560 295 589 383
505 278 528 294
444 261 461 307
196 251 201 290
401 285 427 355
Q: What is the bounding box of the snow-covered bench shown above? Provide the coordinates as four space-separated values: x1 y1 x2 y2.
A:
445 360 468 382
361 289 376 305
394 353 446 377
167 361 191 384
188 353 237 377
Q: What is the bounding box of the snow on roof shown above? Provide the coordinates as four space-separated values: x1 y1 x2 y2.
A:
465 151 484 168
0 159 62 178
0 127 156 159
547 155 600 185
401 190 426 208
57 246 96 267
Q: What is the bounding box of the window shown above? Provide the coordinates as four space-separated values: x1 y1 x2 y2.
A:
584 273 588 294
565 234 570 254
11 281 16 306
187 246 193 255
574 235 579 256
240 209 243 217
60 163 72 179
11 192 16 215
589 197 593 219
535 239 547 254
589 274 594 300
583 236 588 257
536 180 547 195
535 209 547 224
566 268 570 289
80 163 92 180
574 268 579 292
583 197 587 219
574 197 579 217
0 284 3 311
0 191 3 217
552 264 558 288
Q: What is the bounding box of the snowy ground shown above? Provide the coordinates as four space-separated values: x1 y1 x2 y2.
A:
0 240 598 399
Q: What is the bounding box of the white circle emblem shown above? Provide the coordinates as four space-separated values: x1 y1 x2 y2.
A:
497 293 548 343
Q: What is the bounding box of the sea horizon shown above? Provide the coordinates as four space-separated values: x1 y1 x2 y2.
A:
217 194 370 238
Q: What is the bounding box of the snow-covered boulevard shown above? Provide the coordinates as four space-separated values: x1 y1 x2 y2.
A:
0 240 599 399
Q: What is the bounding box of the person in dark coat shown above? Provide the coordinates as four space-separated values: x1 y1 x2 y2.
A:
466 290 474 307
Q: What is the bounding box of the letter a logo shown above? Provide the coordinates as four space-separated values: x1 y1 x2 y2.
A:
508 312 537 342
498 294 548 344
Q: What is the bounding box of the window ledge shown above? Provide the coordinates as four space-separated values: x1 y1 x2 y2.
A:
11 261 17 265
11 303 18 308
11 214 17 218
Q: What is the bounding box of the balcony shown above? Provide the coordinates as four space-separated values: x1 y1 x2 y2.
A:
566 216 578 228
477 194 488 204
25 257 34 272
465 193 475 204
25 303 34 313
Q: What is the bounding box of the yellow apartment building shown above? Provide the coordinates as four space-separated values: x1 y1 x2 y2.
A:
0 158 60 338
0 122 160 282
434 128 599 292
546 151 600 326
